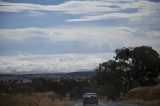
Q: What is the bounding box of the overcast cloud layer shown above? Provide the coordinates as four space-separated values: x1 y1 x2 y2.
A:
0 0 159 74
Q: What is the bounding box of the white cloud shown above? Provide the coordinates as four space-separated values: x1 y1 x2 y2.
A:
0 26 159 52
0 26 136 47
0 0 118 14
67 11 150 22
147 31 160 39
28 11 46 16
0 53 114 74
0 0 159 21
67 0 160 22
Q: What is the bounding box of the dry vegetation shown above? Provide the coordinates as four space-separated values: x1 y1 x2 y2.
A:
120 84 160 106
0 92 75 106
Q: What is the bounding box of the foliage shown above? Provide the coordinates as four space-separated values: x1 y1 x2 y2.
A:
94 46 160 99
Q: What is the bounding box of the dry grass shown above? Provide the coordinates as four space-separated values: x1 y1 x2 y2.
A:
120 99 160 106
120 85 160 106
0 92 72 106
125 85 160 100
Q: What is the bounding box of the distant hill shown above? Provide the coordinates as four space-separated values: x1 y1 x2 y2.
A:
0 71 95 79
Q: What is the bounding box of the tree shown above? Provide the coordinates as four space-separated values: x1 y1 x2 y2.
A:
115 46 160 87
94 60 124 98
95 45 160 97
115 47 134 90
131 46 160 86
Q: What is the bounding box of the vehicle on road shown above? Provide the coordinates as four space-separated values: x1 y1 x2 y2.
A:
83 93 98 106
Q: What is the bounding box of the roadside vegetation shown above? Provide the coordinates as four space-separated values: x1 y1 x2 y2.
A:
0 92 78 106
120 85 160 106
0 92 61 106
0 78 91 99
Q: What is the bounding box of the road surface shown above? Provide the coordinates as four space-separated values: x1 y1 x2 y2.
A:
73 102 140 106
74 102 108 106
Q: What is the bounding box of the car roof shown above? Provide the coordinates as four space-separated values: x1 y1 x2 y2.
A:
85 93 96 95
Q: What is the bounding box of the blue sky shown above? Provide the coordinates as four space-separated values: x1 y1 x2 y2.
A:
0 0 160 73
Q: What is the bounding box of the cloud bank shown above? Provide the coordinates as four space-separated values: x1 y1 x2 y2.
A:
0 53 114 74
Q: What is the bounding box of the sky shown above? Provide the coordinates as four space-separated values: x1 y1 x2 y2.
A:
0 0 160 74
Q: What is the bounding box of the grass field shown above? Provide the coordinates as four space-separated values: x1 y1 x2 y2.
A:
0 92 75 106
